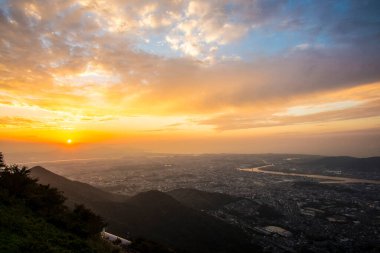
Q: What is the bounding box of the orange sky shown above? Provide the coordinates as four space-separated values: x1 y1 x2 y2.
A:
1 0 380 158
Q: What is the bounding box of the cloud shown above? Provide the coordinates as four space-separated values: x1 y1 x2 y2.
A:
0 0 379 132
274 101 364 117
0 116 46 128
166 1 249 59
195 83 380 130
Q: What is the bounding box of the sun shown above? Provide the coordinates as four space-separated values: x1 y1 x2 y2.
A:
67 139 72 144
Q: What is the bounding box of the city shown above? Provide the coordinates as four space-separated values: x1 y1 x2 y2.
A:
33 153 380 252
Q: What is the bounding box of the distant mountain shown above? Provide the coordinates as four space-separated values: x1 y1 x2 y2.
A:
283 156 380 179
167 188 240 210
31 166 261 253
30 166 127 206
305 156 380 172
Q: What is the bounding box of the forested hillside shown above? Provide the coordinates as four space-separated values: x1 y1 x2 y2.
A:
0 163 117 253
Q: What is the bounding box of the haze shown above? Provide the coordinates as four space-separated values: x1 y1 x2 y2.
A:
1 0 380 159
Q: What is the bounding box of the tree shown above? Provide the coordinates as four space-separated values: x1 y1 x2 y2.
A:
68 204 106 237
0 152 5 169
0 164 36 197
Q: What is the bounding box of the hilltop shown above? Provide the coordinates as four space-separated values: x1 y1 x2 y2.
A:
167 188 240 210
31 166 127 206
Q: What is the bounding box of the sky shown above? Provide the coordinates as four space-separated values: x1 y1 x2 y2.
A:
1 0 380 159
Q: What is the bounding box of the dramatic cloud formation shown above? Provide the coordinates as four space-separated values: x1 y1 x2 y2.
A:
0 0 380 156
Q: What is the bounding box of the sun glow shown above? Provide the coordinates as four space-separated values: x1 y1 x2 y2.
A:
0 1 379 157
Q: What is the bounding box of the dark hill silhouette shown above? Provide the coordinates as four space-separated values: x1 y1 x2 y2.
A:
167 188 240 210
30 166 261 253
99 190 258 253
30 166 127 206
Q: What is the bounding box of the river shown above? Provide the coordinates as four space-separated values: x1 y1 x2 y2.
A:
238 165 380 184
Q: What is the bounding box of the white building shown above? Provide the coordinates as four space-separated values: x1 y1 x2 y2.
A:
101 228 131 246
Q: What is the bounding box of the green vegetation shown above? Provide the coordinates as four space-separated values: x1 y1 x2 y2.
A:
0 153 118 253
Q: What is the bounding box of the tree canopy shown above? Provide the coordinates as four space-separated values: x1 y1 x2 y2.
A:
0 153 117 253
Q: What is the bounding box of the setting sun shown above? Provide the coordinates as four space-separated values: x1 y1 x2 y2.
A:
0 0 379 157
0 1 379 252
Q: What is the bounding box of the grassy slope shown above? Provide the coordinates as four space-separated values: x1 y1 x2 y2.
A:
0 201 117 253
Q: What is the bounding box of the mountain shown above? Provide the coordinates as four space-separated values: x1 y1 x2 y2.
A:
97 190 258 253
30 166 127 206
30 166 261 253
305 156 380 172
285 156 380 179
167 188 240 210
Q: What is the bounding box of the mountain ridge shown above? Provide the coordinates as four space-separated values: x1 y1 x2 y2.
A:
167 188 240 210
29 166 262 253
30 166 127 206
